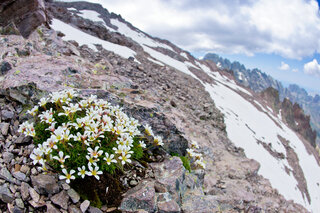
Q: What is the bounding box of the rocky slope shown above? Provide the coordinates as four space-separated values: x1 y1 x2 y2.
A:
0 0 319 212
204 53 320 146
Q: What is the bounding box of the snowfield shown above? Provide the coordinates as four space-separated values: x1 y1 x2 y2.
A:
202 68 320 212
50 19 136 59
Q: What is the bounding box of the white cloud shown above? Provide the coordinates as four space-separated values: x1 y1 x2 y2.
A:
279 61 290 70
91 0 320 59
304 59 320 77
292 68 299 73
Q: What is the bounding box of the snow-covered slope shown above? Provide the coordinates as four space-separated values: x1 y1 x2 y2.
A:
49 2 320 212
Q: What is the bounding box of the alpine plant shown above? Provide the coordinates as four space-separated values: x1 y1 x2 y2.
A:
19 90 163 183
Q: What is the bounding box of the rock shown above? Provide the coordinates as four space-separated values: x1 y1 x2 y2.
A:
0 184 14 203
14 135 32 144
0 0 47 38
0 167 15 183
119 180 156 212
88 206 103 213
2 151 14 163
0 61 12 75
157 200 180 213
62 183 70 190
50 190 69 210
68 205 82 213
181 195 219 213
1 110 14 121
20 182 30 200
20 165 30 174
13 172 27 182
12 206 24 213
0 123 10 136
15 198 24 209
129 179 138 187
80 200 90 213
29 187 40 202
67 188 80 203
47 203 61 213
31 174 60 195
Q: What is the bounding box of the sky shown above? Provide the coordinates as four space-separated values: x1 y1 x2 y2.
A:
64 0 320 94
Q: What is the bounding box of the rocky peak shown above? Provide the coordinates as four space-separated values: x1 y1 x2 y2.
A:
0 0 48 38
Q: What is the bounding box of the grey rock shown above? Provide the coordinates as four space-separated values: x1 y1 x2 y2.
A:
29 187 40 202
20 182 30 200
13 206 24 213
119 180 156 212
0 167 15 183
129 179 138 187
13 172 27 182
14 135 32 144
0 184 14 203
80 200 90 213
2 151 14 164
88 206 103 213
46 203 61 213
67 188 80 203
68 205 82 213
1 122 10 136
15 198 24 209
0 61 12 75
31 174 60 195
1 110 14 121
181 195 219 213
50 190 69 210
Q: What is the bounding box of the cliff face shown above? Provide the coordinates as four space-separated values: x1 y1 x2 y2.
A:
0 1 320 212
260 87 317 147
0 0 48 38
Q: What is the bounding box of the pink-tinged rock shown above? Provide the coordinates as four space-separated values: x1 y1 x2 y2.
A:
157 200 181 213
181 195 218 213
119 180 156 213
50 190 69 210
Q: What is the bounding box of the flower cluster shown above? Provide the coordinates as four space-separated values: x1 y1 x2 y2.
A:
19 90 163 183
186 141 205 169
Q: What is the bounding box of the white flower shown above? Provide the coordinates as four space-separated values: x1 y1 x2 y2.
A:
69 103 81 113
30 149 45 165
144 124 154 136
27 106 39 116
191 141 199 149
118 153 132 165
39 97 49 107
154 136 164 146
103 153 117 165
59 169 75 184
53 127 64 141
86 165 103 180
138 141 146 148
186 148 196 157
86 155 98 166
87 146 103 158
53 151 70 165
77 166 87 178
195 159 206 169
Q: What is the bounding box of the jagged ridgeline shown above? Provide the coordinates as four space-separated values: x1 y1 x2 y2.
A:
204 53 320 147
0 0 320 212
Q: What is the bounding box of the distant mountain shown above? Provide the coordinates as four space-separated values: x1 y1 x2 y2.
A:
204 53 320 145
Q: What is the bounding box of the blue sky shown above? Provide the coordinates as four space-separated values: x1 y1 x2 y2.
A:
70 0 320 94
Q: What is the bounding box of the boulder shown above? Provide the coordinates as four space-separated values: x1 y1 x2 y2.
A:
31 174 60 195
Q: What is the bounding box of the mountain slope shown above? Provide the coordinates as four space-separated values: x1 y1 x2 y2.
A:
204 53 320 146
1 0 320 212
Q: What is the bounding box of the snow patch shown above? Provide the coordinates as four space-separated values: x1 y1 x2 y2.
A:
148 58 164 66
110 19 175 52
50 19 136 59
77 10 105 23
180 52 188 59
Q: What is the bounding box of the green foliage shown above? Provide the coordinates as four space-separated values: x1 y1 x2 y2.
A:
170 152 191 172
19 89 164 184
